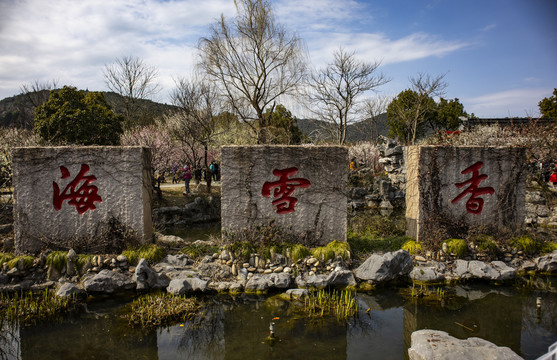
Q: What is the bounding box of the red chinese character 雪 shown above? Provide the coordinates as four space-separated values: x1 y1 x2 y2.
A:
53 164 102 215
262 167 311 214
451 161 494 215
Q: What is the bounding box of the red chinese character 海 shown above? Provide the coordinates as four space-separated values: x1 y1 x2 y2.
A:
451 161 495 215
53 164 102 215
262 167 311 214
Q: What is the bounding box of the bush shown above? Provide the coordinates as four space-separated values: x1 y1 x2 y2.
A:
290 244 311 262
470 234 499 255
510 235 540 256
46 251 68 272
401 240 423 255
0 253 15 267
444 239 468 258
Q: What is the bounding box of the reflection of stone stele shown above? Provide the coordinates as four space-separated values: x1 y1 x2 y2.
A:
13 147 153 254
221 145 348 245
406 146 526 241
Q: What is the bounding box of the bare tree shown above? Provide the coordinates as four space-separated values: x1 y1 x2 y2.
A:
17 79 58 128
168 77 226 168
306 48 390 144
387 73 447 145
197 0 307 143
363 95 389 143
103 56 161 128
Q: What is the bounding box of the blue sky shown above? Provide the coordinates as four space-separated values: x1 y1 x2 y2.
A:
1 0 556 118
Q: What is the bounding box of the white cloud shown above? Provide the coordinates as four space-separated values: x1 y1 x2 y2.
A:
465 88 550 118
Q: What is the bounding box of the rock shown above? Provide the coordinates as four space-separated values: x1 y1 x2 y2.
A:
408 330 522 360
326 269 357 287
354 250 413 283
83 269 135 294
134 259 169 291
410 262 446 283
295 273 328 289
535 250 557 273
167 277 208 295
285 288 309 300
56 282 86 299
155 254 191 271
66 249 77 277
245 273 291 292
451 260 516 282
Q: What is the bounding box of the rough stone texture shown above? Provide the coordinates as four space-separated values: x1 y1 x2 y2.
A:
245 273 291 292
167 277 208 295
13 146 152 254
83 269 136 294
221 145 348 245
325 269 357 287
408 330 522 360
409 262 447 283
406 146 526 241
536 250 557 273
285 288 309 299
449 260 516 282
56 282 86 298
354 250 413 283
134 258 170 290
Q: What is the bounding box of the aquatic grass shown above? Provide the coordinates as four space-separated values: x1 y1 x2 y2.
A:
401 240 423 255
0 252 15 267
122 244 165 266
6 255 35 270
303 289 358 321
46 251 67 272
444 239 468 258
124 293 201 328
0 289 78 323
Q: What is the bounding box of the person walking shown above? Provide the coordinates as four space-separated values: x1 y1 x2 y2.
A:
183 163 192 196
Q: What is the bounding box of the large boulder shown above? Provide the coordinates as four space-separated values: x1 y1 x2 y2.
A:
408 330 522 360
410 262 446 283
449 260 516 282
245 273 291 292
326 269 357 287
134 258 170 291
167 277 208 295
56 282 86 299
83 269 136 294
354 250 413 283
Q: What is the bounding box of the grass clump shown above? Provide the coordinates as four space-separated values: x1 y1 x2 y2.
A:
0 253 15 267
312 240 351 262
6 255 35 270
124 293 201 328
75 254 93 270
0 289 79 322
401 240 423 255
181 244 219 259
122 244 165 266
348 233 410 259
510 235 540 256
444 239 468 258
303 289 358 321
290 244 311 262
541 242 557 254
471 234 499 255
46 251 67 272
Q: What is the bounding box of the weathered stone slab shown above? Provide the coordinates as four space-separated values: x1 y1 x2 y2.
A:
221 145 348 245
406 146 526 241
13 146 152 254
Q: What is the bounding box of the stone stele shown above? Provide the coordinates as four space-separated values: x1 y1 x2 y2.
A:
406 146 526 241
13 146 152 254
221 145 348 245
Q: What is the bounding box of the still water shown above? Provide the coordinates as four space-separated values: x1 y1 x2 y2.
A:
1 284 556 360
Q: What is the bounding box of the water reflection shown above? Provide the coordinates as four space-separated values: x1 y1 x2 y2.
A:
1 286 556 360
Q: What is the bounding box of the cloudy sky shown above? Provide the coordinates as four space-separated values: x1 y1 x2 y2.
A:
1 0 556 118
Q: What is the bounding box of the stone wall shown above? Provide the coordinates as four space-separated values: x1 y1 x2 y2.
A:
406 146 526 241
13 147 152 254
221 145 348 245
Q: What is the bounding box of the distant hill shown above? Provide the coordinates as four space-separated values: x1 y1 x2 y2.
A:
0 90 176 129
0 90 390 143
296 113 389 143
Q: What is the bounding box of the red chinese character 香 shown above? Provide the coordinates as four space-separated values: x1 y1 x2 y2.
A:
262 167 311 214
451 161 494 215
53 164 102 215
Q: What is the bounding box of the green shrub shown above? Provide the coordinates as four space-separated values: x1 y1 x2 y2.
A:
180 244 219 259
123 293 200 328
510 235 539 256
401 240 423 255
541 242 557 254
122 244 165 266
444 239 468 258
312 246 335 262
46 251 68 272
471 235 499 255
229 241 255 261
75 254 93 270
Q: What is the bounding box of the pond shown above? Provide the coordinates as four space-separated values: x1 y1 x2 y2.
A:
1 284 556 360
